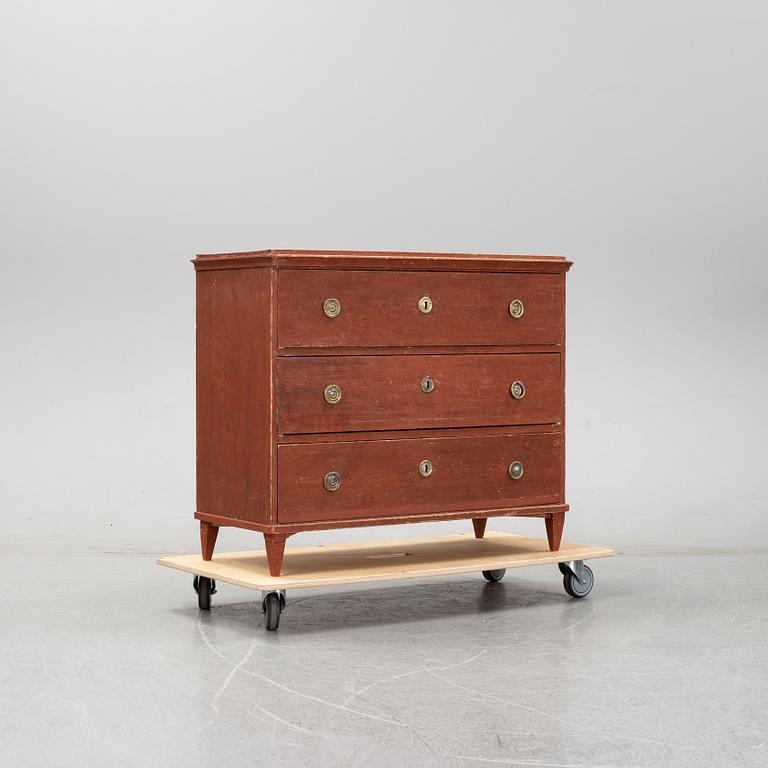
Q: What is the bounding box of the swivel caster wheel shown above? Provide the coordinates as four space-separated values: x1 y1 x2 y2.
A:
193 575 217 610
262 591 286 631
482 569 506 582
562 564 594 598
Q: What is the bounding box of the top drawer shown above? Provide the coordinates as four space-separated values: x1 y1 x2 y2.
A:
278 270 564 350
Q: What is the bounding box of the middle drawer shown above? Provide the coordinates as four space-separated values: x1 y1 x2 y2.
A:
277 353 562 434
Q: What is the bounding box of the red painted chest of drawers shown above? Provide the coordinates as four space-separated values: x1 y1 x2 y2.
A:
193 249 572 576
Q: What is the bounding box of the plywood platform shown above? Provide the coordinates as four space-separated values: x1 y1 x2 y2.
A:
157 532 614 591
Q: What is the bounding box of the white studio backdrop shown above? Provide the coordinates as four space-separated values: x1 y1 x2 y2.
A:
1 1 767 557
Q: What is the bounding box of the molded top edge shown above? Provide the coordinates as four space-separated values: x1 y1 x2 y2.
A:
193 249 572 272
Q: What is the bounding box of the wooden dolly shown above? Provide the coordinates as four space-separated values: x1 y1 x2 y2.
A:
157 532 614 631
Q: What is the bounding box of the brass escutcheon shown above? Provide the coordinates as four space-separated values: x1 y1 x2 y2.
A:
323 471 342 492
323 384 342 404
508 461 524 480
508 299 525 319
509 380 526 400
323 298 341 318
418 296 433 314
420 376 435 393
419 459 433 477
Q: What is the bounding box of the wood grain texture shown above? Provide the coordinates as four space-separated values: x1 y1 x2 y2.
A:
277 431 564 524
196 267 273 525
157 532 612 591
278 270 565 349
277 353 562 434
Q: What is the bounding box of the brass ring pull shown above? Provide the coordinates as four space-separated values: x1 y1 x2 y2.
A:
508 461 524 480
509 380 526 400
418 296 433 314
420 376 436 393
323 471 342 492
323 384 342 404
323 298 341 318
508 299 525 319
419 459 433 477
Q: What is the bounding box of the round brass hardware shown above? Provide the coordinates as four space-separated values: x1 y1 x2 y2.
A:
508 461 524 480
323 471 342 492
508 299 525 319
323 298 341 318
419 459 433 477
418 296 433 314
509 380 526 400
420 376 436 393
323 384 342 404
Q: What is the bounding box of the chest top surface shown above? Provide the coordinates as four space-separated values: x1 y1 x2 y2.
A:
193 249 572 273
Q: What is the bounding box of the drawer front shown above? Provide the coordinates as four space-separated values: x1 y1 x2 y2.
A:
278 270 564 349
277 354 563 434
277 432 564 523
277 353 562 434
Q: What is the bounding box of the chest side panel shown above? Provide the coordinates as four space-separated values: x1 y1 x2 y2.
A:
196 267 274 524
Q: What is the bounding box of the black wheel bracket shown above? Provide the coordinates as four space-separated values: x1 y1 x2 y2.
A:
263 592 282 631
261 590 286 614
193 575 217 595
482 569 506 582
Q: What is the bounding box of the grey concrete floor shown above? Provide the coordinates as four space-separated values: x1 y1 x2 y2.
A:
2 547 767 768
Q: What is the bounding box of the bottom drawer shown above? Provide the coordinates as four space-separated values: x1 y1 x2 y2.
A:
277 432 564 524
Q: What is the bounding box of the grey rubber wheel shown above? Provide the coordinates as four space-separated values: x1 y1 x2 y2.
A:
263 592 281 631
194 576 216 610
563 565 594 598
482 569 506 582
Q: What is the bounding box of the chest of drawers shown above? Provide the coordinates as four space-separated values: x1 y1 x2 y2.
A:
193 249 572 576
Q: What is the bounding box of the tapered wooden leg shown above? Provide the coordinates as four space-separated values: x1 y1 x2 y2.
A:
472 518 488 539
264 533 288 577
200 521 219 561
545 512 565 551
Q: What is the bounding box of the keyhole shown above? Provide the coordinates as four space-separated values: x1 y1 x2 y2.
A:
421 376 435 393
418 296 433 314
